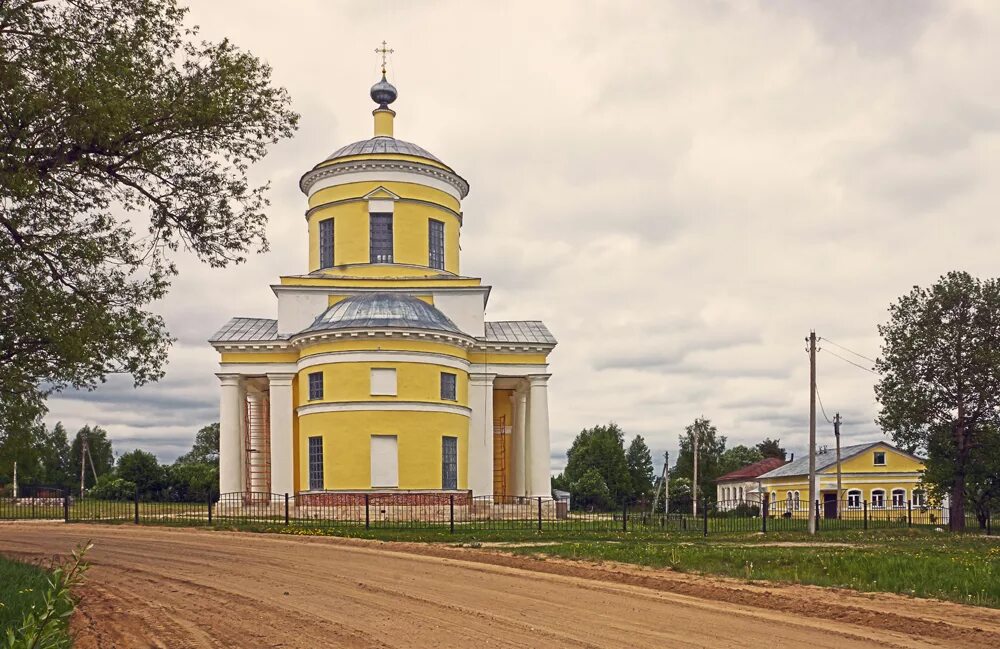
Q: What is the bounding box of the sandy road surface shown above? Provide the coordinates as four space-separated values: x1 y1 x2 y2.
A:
1 524 999 648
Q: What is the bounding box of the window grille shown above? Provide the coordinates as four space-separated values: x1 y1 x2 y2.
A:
370 213 393 263
440 372 456 401
442 436 457 490
428 219 445 270
319 218 334 268
308 436 324 490
308 372 324 400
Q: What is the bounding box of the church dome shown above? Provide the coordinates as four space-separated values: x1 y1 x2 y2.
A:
323 137 445 165
305 293 463 335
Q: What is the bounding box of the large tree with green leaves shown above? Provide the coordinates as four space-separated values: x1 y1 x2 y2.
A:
625 435 655 503
674 417 726 503
0 0 298 433
875 271 1000 531
69 425 114 489
561 423 632 508
719 444 763 476
176 422 219 466
755 438 786 461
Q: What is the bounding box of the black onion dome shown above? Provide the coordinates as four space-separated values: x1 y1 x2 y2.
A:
370 74 397 107
306 293 462 335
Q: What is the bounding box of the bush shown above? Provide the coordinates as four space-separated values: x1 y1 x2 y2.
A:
572 468 612 511
87 474 135 501
165 462 217 502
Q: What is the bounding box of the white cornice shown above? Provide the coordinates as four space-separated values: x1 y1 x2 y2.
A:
300 160 469 199
298 350 469 371
297 400 471 417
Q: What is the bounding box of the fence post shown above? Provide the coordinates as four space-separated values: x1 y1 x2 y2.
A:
365 493 370 530
622 500 628 533
537 497 543 532
207 493 213 525
907 500 912 528
703 499 708 537
815 500 820 532
449 494 455 534
284 493 290 526
863 500 868 531
63 491 70 523
133 487 139 525
762 493 768 533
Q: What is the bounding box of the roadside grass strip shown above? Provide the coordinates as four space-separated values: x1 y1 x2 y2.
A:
0 556 52 635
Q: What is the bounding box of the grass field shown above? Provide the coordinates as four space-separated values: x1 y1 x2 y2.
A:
0 555 60 639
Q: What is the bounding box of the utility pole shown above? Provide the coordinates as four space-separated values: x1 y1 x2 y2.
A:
807 331 817 535
692 423 699 517
664 452 670 515
12 461 17 499
834 413 843 519
80 431 88 498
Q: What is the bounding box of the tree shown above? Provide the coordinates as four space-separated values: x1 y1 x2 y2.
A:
719 445 763 476
38 422 72 488
922 423 1000 530
116 449 164 496
756 438 787 461
0 415 46 486
571 468 612 511
875 271 1000 531
674 418 726 503
166 462 217 502
0 0 298 434
625 435 655 503
176 423 220 466
562 423 631 507
69 426 114 489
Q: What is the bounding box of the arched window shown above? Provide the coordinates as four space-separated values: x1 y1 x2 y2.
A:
891 488 906 509
770 491 777 512
793 491 801 511
738 486 744 501
846 489 862 509
871 489 885 509
785 491 793 511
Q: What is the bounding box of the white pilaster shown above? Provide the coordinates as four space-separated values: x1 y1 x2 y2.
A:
526 374 552 497
217 374 244 495
268 373 296 497
467 373 495 496
512 385 527 497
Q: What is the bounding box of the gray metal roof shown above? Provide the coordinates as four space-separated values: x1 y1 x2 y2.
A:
306 293 463 335
757 442 884 479
324 137 444 165
482 321 556 345
209 317 280 343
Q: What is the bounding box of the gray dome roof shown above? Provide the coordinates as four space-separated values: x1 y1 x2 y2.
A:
324 137 444 165
306 293 463 335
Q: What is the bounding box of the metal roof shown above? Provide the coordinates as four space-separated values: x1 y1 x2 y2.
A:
209 317 280 343
756 442 886 479
482 321 557 345
324 137 444 165
715 457 788 483
306 293 463 335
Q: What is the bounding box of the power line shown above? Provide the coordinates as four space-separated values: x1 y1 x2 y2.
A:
821 348 878 374
815 383 833 424
820 337 876 364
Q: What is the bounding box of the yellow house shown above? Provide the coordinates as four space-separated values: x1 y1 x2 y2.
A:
208 62 556 503
756 441 942 521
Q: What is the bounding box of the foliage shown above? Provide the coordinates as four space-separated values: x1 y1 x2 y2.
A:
116 449 164 496
562 423 632 507
755 438 786 461
69 426 114 490
0 419 72 488
87 475 136 501
875 271 1000 530
0 0 298 433
3 541 92 649
625 435 655 503
674 418 727 502
719 445 763 476
175 423 220 466
571 468 612 510
0 556 51 635
923 424 1000 530
165 462 217 502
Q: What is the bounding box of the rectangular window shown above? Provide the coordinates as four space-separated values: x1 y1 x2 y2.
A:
428 219 445 270
847 491 861 509
319 218 334 268
370 213 393 263
442 436 457 490
871 490 885 508
892 489 906 508
308 371 324 400
873 451 886 466
913 490 925 508
370 368 397 396
440 372 456 401
371 435 398 488
308 436 324 490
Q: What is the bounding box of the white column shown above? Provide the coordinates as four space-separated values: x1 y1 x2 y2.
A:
467 373 495 496
526 374 552 497
217 374 244 495
512 385 527 497
268 373 295 497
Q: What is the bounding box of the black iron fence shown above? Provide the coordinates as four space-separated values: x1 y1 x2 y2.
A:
0 490 994 536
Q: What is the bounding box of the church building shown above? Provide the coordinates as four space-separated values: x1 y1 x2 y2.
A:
209 60 556 503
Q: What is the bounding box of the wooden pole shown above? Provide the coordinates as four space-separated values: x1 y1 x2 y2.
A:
834 413 843 519
808 331 817 535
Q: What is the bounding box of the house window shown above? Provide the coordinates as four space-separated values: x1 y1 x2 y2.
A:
873 451 886 466
785 491 793 512
440 372 456 401
370 435 398 488
370 213 393 263
892 488 906 509
793 491 801 511
308 371 324 400
308 436 324 490
871 489 885 509
847 490 862 509
442 436 458 490
770 492 777 512
913 489 926 508
319 218 334 268
370 368 397 396
428 219 445 270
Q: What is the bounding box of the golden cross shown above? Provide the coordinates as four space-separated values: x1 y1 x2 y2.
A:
375 40 394 75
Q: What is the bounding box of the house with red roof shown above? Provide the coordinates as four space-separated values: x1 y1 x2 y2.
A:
714 456 788 510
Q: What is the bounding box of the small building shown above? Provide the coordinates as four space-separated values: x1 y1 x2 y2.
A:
756 441 941 520
714 457 788 509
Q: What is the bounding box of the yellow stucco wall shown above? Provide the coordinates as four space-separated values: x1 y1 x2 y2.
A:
298 361 468 406
308 181 460 213
297 410 468 490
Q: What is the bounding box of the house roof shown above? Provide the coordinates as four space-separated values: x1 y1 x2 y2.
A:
209 317 281 343
482 321 557 345
755 441 921 480
715 457 788 483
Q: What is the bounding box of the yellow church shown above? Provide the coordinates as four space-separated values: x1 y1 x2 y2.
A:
209 61 556 504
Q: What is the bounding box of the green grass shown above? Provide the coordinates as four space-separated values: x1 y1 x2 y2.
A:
0 555 56 636
506 529 1000 608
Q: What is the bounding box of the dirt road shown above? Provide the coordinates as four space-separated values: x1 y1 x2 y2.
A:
2 524 998 648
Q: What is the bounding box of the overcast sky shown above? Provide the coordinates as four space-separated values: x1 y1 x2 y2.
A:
45 0 1000 470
